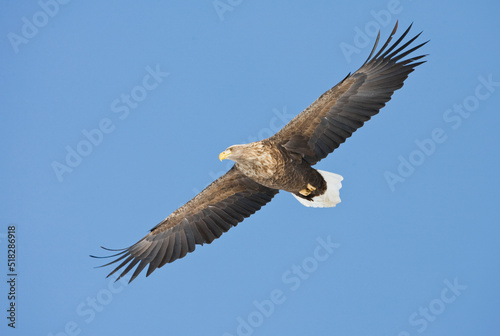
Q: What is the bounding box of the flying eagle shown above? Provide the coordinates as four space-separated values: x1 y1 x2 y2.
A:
93 22 427 283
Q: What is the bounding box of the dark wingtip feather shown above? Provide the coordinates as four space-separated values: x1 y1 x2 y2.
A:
100 246 128 252
365 21 399 64
363 30 381 65
90 249 127 259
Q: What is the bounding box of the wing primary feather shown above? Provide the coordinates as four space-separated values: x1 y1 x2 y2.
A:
368 21 400 62
146 239 167 277
391 40 429 63
107 255 134 279
362 30 381 66
379 23 413 59
90 248 127 259
386 32 423 61
129 257 153 283
98 246 128 252
134 240 157 260
95 250 129 268
398 54 428 66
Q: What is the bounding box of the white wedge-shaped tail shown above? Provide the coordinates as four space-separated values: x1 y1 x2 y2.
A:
292 170 343 208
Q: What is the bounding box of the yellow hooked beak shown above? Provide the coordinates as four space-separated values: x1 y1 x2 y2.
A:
219 149 232 161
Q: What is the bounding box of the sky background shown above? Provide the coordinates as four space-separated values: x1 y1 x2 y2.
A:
1 1 500 335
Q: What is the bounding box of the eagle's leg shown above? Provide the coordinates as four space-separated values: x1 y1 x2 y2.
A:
299 183 316 196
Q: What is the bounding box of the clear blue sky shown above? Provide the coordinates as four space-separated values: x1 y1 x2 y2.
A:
1 1 499 335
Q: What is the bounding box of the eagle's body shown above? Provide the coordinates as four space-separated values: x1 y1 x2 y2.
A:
225 141 328 199
93 22 428 283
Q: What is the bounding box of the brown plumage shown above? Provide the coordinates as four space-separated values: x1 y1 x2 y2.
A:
92 22 427 283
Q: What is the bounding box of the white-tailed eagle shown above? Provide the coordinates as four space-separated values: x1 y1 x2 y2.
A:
92 22 427 283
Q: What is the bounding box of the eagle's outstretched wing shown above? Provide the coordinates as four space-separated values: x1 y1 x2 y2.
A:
93 166 278 283
271 22 428 165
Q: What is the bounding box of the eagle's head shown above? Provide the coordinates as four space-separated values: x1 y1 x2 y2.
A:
219 142 269 163
219 144 248 163
219 142 276 179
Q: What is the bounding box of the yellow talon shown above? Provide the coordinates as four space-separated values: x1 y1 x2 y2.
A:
299 189 311 196
299 184 316 196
